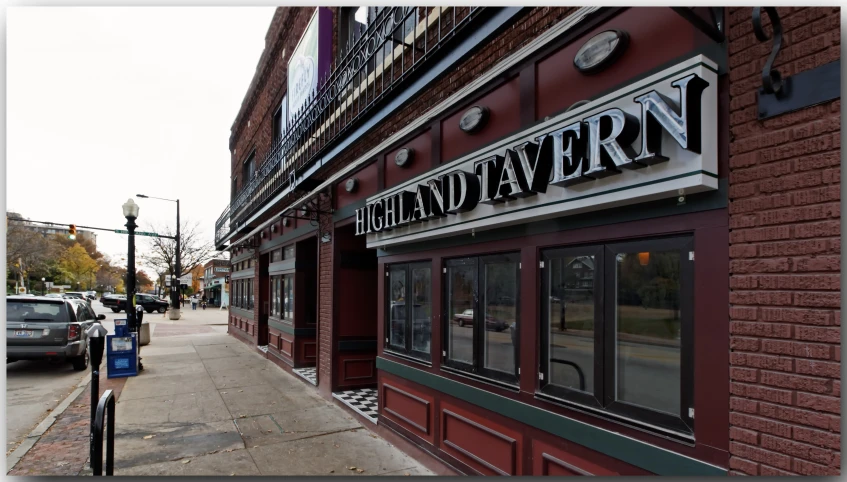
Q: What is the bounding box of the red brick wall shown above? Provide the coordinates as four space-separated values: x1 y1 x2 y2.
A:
727 7 841 476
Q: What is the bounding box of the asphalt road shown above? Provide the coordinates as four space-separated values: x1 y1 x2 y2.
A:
6 301 121 455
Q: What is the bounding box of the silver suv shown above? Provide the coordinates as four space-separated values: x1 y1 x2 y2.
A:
6 296 105 370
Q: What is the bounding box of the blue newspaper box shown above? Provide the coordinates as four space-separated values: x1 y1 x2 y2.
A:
107 319 138 378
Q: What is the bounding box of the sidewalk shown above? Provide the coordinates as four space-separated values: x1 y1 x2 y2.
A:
10 319 432 476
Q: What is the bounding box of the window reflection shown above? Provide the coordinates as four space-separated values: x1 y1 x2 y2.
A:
446 261 474 364
389 267 406 349
548 255 595 393
616 250 681 415
411 267 431 353
483 260 518 376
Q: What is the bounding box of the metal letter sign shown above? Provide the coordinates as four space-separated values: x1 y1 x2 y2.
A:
355 55 719 247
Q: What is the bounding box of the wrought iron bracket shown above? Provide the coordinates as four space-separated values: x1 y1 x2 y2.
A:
671 7 725 44
281 192 333 222
753 7 840 119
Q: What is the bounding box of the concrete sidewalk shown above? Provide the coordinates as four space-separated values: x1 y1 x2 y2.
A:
96 327 431 476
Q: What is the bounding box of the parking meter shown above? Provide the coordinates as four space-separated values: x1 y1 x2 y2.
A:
87 324 108 422
136 305 144 326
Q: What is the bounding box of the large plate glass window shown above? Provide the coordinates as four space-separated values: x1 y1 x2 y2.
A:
270 276 282 317
539 236 693 437
282 274 294 321
386 262 431 361
444 253 519 385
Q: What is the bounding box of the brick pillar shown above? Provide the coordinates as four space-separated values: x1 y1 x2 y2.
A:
727 7 841 476
318 195 334 396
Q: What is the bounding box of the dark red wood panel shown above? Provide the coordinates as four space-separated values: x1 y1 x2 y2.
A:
537 7 703 120
335 162 379 209
440 402 522 476
382 382 434 444
337 269 378 338
441 77 521 164
385 130 432 188
532 439 622 476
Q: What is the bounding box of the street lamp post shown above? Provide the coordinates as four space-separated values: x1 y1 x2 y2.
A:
137 194 180 320
122 199 140 333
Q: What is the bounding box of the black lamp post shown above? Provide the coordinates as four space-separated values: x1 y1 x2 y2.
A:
137 194 180 319
122 198 139 333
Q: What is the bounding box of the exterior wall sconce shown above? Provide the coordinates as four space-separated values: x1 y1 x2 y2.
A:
282 218 291 227
261 230 266 239
345 178 358 193
459 105 489 133
638 252 650 266
574 30 629 75
271 224 278 233
321 233 332 243
394 148 414 168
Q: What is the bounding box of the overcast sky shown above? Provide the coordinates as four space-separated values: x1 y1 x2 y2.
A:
7 7 275 274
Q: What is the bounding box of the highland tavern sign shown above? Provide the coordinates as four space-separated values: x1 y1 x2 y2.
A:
357 55 719 248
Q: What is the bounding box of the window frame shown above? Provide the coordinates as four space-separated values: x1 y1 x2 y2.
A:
538 235 695 437
384 261 432 362
539 244 605 410
442 252 521 386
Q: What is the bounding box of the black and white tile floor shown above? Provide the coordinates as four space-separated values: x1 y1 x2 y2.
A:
332 388 378 424
292 367 317 386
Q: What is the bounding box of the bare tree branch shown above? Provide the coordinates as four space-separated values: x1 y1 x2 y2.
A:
139 219 217 279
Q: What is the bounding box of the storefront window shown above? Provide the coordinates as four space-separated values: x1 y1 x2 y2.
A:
271 276 281 317
282 273 294 320
271 249 281 263
283 245 295 260
539 236 693 436
444 254 520 385
385 262 431 361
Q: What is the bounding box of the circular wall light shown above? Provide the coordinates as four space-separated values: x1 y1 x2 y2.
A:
271 224 278 233
283 218 291 227
459 105 489 133
261 230 266 239
345 178 358 193
395 148 414 168
574 30 629 75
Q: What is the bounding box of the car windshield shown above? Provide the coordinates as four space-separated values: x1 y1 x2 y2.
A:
7 300 68 323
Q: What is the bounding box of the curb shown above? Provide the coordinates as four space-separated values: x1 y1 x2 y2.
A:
6 372 92 473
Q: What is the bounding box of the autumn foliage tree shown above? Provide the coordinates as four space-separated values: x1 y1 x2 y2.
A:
58 244 100 288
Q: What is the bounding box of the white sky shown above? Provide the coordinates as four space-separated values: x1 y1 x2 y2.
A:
7 7 276 273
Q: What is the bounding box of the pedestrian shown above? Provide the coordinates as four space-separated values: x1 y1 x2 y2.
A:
201 299 207 310
191 295 198 310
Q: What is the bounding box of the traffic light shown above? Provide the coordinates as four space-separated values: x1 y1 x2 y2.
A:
68 225 77 240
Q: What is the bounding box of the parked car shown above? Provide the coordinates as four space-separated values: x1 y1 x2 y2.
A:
452 309 508 331
6 296 105 370
65 292 91 303
103 294 168 314
44 293 64 299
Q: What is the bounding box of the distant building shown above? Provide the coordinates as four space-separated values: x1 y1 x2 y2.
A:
7 213 97 249
202 259 230 307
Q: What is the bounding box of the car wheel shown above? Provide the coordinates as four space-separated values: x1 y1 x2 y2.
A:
146 309 154 314
458 319 465 327
157 306 166 313
111 308 120 313
71 349 89 371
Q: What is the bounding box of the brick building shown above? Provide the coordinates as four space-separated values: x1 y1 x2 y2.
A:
215 7 841 475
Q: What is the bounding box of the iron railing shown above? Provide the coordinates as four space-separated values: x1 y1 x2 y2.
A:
216 6 482 246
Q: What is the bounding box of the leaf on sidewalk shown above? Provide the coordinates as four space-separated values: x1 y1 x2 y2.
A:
142 435 155 440
348 466 356 470
182 460 190 464
328 470 334 474
356 469 364 473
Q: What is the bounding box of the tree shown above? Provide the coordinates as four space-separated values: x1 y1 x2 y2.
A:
6 221 56 291
140 220 216 281
58 244 100 288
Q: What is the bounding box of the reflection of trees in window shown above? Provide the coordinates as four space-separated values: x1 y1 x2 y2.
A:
617 251 680 339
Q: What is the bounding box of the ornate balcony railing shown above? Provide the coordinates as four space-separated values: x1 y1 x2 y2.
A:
216 6 482 246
